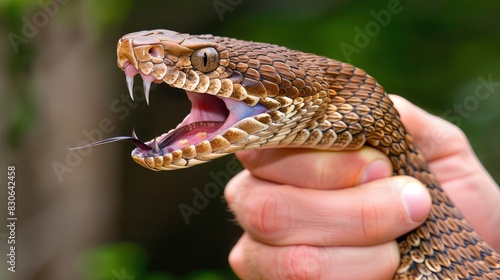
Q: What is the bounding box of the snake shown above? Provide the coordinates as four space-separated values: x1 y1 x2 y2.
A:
72 29 500 279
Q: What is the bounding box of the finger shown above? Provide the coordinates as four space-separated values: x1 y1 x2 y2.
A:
390 94 471 164
391 95 500 248
235 146 392 190
229 233 399 280
225 171 431 246
391 94 491 185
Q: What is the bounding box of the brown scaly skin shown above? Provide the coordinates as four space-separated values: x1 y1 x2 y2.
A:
116 30 500 279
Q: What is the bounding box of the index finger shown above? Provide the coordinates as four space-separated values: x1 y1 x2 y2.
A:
236 147 392 190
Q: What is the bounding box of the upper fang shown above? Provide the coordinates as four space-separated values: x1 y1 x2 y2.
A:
126 76 134 101
143 80 152 105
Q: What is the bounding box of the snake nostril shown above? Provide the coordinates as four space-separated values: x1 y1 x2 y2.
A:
148 48 155 56
148 46 160 58
148 46 164 64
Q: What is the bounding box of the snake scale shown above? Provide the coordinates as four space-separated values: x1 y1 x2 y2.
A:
75 29 500 279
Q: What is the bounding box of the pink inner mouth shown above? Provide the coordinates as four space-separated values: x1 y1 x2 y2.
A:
147 90 267 154
132 90 267 156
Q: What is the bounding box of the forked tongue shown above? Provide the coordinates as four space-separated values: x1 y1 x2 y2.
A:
69 129 152 151
69 121 225 153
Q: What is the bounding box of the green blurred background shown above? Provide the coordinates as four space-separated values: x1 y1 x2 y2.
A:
1 0 499 279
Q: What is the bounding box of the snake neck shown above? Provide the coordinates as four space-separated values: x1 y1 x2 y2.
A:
310 59 500 279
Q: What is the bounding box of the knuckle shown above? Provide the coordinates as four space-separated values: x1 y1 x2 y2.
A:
356 197 382 242
445 122 469 148
428 117 469 154
245 189 291 238
310 156 344 189
280 245 328 280
316 159 334 188
224 170 250 204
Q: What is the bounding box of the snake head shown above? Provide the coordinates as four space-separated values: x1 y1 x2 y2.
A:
111 29 319 170
73 29 326 170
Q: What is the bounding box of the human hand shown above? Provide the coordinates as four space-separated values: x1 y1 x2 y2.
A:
225 95 500 279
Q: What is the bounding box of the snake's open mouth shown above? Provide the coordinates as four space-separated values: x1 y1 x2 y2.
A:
71 63 267 163
126 67 267 156
128 58 268 155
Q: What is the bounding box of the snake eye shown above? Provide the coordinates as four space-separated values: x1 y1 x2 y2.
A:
191 47 219 73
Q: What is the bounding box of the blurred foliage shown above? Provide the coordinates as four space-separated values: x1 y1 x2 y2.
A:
1 1 38 149
85 0 132 38
0 0 38 12
79 242 237 280
79 242 149 280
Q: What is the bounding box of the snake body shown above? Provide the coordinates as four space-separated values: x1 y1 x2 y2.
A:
111 30 500 279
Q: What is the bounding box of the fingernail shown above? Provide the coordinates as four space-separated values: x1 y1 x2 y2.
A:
401 181 430 223
359 159 392 184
